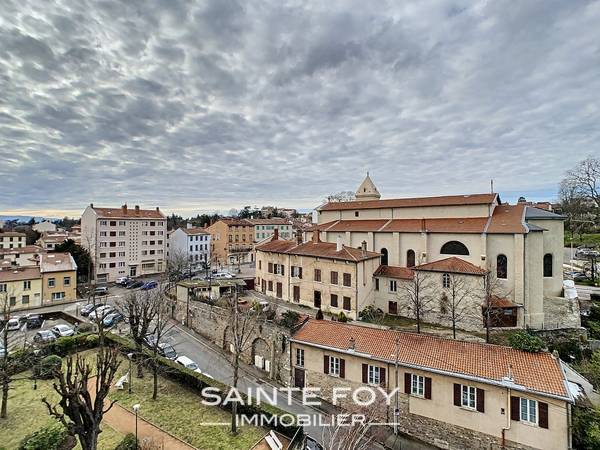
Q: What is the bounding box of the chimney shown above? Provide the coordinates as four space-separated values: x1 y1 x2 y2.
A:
121 204 127 214
348 337 355 351
312 230 320 243
272 228 279 241
203 223 208 228
361 240 367 256
296 231 303 245
156 207 160 212
187 222 193 229
135 205 140 214
336 235 343 252
90 203 94 208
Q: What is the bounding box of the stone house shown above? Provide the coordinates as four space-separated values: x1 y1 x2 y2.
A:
290 319 573 450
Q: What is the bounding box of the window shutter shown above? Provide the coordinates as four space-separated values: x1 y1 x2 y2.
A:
362 364 368 383
281 265 284 276
510 396 520 421
299 267 302 279
539 402 549 429
268 262 273 273
340 359 345 379
324 356 329 374
380 367 386 385
453 384 461 406
476 388 485 413
425 377 432 399
404 373 411 394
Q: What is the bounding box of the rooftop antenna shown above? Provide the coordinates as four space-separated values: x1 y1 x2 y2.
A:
490 179 494 194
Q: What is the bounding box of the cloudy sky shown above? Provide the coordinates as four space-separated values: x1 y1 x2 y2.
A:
1 0 599 218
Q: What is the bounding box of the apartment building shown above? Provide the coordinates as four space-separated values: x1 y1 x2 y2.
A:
167 224 211 269
207 218 254 266
0 231 26 249
81 204 166 282
248 218 293 242
36 231 81 250
256 231 381 319
291 319 572 450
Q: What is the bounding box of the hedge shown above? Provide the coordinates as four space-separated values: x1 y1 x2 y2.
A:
18 422 71 450
104 333 301 438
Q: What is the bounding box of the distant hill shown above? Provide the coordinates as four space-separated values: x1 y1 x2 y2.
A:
0 215 59 223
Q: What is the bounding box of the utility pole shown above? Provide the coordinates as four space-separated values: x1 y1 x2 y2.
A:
394 336 400 435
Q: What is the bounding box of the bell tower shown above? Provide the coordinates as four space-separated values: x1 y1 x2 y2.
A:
355 172 381 201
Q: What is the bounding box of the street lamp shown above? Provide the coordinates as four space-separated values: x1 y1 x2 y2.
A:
127 353 134 394
132 403 141 450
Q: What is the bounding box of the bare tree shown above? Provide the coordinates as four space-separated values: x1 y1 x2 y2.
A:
398 270 434 333
320 404 378 450
166 249 193 282
147 289 175 401
562 156 600 210
324 191 355 203
482 270 510 343
42 346 121 450
225 288 261 433
440 273 478 339
0 291 15 419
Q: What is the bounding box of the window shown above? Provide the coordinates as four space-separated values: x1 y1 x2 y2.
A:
520 398 537 424
52 292 66 300
380 248 388 266
63 277 71 286
314 290 321 308
407 249 415 267
23 280 31 290
442 273 450 288
314 269 321 282
0 284 6 293
354 211 359 217
100 231 107 237
291 266 302 278
110 221 116 226
100 220 107 226
497 254 508 279
368 365 381 385
48 278 55 288
330 271 338 285
411 374 425 397
330 294 338 308
461 385 476 409
389 280 397 292
375 278 379 291
440 241 469 255
22 295 29 304
259 260 262 270
296 348 304 367
343 296 351 311
119 221 126 226
543 254 553 277
343 273 351 287
109 231 116 237
268 280 273 291
268 262 273 273
329 357 340 376
389 301 398 315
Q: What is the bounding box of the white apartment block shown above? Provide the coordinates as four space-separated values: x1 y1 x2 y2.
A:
81 204 166 283
0 231 26 249
167 224 211 270
248 218 293 242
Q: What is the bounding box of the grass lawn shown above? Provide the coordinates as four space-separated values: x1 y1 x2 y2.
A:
110 363 266 450
0 371 123 450
565 232 600 247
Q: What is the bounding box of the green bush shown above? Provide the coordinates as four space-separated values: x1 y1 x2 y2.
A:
337 312 348 322
34 355 62 379
278 310 301 329
508 331 544 353
114 433 138 450
86 334 99 347
573 405 600 450
359 305 383 322
315 309 324 320
77 322 95 334
18 422 68 450
574 350 600 389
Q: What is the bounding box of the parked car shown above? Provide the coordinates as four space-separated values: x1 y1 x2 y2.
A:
6 318 21 331
89 305 114 321
94 286 109 296
51 324 74 337
143 334 157 348
126 280 145 289
116 276 132 286
103 312 124 328
157 343 177 360
140 280 158 290
34 329 57 344
0 346 6 358
213 272 233 279
26 314 44 329
175 355 202 373
80 303 105 317
303 436 324 450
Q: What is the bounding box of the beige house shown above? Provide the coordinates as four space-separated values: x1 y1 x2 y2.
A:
0 267 43 309
0 231 26 249
36 231 81 250
32 220 57 233
306 174 572 329
256 231 381 319
207 218 254 266
0 245 45 269
39 252 77 304
81 204 167 282
291 319 573 450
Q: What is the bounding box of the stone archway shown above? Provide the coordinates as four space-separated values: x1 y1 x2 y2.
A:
251 337 270 372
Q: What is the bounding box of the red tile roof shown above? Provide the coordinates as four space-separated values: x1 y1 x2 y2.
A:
311 217 490 234
292 319 569 399
218 218 253 227
247 218 290 225
319 193 497 211
92 206 165 219
0 266 41 282
485 296 520 308
0 245 44 255
0 231 26 237
373 265 414 280
414 257 487 275
487 204 527 234
256 239 298 253
256 239 381 262
179 227 210 235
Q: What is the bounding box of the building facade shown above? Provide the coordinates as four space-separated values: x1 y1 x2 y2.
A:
81 204 167 282
0 267 43 309
39 252 77 304
303 174 571 329
0 245 44 269
290 319 572 450
207 218 254 266
248 218 293 242
33 220 57 233
0 231 26 249
167 224 211 270
36 231 81 250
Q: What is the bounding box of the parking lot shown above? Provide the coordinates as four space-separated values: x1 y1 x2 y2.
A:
1 312 77 353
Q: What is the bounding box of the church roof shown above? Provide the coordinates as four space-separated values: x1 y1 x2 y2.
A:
355 173 381 200
319 193 498 211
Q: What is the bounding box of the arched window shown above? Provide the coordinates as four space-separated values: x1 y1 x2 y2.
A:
543 254 553 277
440 241 469 255
380 248 388 266
442 273 451 288
497 254 508 279
406 249 415 267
